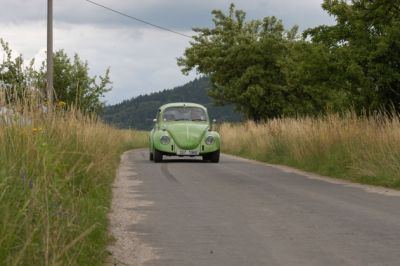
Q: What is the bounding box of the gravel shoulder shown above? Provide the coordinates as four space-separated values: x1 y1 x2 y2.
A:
108 151 157 266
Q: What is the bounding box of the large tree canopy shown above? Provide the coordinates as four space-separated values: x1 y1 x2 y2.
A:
178 5 293 120
305 0 400 112
178 5 343 120
179 2 400 120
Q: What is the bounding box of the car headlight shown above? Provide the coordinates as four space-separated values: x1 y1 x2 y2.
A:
160 135 170 145
205 135 215 145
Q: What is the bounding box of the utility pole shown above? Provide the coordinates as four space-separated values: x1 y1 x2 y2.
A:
47 0 53 108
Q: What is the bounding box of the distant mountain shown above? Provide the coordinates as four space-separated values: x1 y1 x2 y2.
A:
102 77 242 130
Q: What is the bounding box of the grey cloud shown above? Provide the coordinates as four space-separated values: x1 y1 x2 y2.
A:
0 21 195 104
1 0 333 32
0 0 334 105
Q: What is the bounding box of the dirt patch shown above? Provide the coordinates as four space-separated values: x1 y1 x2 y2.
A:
108 151 157 265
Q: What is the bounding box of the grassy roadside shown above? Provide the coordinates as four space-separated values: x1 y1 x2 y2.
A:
220 113 400 189
0 100 148 264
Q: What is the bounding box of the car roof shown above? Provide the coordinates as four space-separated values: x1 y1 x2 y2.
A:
159 102 207 111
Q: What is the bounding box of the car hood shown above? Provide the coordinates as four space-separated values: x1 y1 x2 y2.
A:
166 122 208 150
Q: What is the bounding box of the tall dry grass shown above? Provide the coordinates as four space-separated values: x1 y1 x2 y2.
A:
0 91 147 265
220 113 400 188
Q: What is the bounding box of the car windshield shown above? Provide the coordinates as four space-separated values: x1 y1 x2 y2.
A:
163 107 207 122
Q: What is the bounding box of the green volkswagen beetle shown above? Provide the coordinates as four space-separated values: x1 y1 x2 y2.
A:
149 103 220 163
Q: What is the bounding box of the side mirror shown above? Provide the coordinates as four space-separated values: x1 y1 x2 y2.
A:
210 119 217 131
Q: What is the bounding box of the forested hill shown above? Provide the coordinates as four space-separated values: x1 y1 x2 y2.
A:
102 77 242 130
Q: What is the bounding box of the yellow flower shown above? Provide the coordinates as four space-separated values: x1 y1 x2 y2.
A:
57 101 66 108
32 127 43 133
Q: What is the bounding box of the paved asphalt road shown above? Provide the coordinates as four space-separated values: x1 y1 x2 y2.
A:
118 149 400 266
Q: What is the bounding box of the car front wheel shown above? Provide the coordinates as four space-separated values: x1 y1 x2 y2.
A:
203 150 220 163
210 150 220 163
202 154 210 161
153 149 163 163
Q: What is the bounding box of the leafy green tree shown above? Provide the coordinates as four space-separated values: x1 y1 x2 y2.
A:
0 39 111 114
304 0 400 112
178 4 332 120
0 39 38 101
282 40 355 115
42 50 112 114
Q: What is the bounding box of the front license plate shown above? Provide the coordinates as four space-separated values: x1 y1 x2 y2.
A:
177 150 199 156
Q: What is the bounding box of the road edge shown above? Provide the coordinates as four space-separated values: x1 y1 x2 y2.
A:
222 153 400 197
107 150 157 265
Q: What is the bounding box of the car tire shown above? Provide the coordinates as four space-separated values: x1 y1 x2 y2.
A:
149 152 153 161
202 154 210 161
210 150 220 163
154 149 163 163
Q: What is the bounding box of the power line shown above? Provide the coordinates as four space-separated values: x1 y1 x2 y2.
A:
84 0 193 39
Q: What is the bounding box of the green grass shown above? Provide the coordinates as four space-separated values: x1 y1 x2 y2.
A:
220 113 400 189
0 100 148 265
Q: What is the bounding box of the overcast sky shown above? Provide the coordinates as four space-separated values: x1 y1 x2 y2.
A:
0 0 334 105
